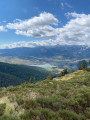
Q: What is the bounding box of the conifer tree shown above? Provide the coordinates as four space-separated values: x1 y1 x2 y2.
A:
79 60 87 70
71 70 75 73
61 69 68 76
89 60 90 64
29 76 35 84
47 74 53 80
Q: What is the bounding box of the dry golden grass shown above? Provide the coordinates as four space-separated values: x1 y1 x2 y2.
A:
54 70 83 81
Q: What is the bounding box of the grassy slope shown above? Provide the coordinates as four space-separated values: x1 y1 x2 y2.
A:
0 70 90 120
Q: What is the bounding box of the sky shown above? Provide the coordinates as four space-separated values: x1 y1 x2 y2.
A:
0 0 90 49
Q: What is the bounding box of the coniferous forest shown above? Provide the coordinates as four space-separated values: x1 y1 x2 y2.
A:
0 62 50 87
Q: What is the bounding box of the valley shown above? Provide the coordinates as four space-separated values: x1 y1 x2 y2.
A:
0 45 90 72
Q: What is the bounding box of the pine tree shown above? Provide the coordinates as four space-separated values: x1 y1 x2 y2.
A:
89 60 90 64
29 76 35 84
71 70 75 73
79 60 87 70
47 74 53 80
61 69 68 76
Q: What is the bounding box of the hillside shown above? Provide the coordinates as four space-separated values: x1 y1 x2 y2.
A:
0 70 89 120
0 72 25 87
0 62 50 87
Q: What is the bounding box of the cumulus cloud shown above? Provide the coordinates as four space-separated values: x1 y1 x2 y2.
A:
56 12 90 45
6 12 59 38
1 12 90 49
0 39 59 49
0 41 34 49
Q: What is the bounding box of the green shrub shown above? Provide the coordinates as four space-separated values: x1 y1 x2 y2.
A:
0 103 6 116
21 109 62 120
58 110 85 120
21 110 40 120
40 109 62 120
36 97 53 109
22 99 38 110
67 88 90 113
36 96 66 111
85 68 90 71
47 74 53 80
60 91 68 98
85 107 90 119
16 98 24 106
0 115 19 120
7 86 17 92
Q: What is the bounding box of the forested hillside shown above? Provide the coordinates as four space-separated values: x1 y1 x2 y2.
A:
0 72 25 87
0 62 50 87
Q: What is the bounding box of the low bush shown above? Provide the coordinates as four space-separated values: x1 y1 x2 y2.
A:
22 99 38 110
58 110 85 120
36 96 67 111
85 107 90 119
21 109 62 120
0 103 6 116
16 98 24 106
0 115 19 120
21 110 40 120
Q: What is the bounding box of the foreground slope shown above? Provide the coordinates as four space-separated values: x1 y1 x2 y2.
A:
0 70 90 120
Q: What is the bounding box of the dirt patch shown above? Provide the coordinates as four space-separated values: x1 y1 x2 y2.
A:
25 91 39 99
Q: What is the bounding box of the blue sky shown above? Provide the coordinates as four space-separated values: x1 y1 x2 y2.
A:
0 0 90 48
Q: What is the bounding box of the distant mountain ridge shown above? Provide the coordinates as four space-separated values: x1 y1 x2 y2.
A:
0 45 90 59
0 45 90 71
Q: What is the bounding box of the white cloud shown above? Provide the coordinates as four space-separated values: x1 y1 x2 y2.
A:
61 2 64 9
0 26 6 32
1 12 90 49
0 41 34 49
6 12 59 38
56 12 90 45
0 39 59 49
64 2 72 8
61 2 72 9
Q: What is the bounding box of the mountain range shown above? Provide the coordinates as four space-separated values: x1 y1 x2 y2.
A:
0 45 90 70
0 45 90 59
